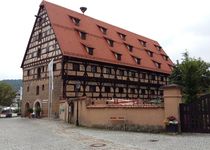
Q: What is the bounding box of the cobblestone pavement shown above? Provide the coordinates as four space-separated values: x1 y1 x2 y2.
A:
0 118 210 150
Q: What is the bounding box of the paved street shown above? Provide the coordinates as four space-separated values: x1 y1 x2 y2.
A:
0 118 210 150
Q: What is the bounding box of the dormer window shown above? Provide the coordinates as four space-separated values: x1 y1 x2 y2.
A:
118 32 126 40
168 64 175 70
133 57 141 64
153 61 161 69
106 38 114 47
124 43 133 52
70 16 80 26
84 45 94 55
155 45 162 51
139 39 146 47
98 25 107 34
114 52 121 60
78 31 87 40
162 55 169 61
146 50 153 57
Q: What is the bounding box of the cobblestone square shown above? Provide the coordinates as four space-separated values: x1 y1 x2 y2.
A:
0 117 210 150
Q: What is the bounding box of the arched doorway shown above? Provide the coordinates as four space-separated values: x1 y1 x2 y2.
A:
35 101 41 118
25 102 30 117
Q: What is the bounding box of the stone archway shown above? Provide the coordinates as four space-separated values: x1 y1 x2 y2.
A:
34 101 42 118
25 102 30 117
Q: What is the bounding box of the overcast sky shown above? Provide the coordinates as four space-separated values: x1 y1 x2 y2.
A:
0 0 209 80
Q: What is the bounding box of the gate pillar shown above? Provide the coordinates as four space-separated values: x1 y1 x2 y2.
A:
163 84 182 131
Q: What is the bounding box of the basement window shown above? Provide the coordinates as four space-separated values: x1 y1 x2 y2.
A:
139 39 146 47
98 25 107 34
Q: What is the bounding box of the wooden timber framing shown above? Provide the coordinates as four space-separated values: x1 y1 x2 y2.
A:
62 56 168 101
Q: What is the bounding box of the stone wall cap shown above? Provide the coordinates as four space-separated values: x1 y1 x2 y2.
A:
162 84 182 89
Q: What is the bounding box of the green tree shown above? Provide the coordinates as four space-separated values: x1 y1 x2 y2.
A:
169 52 210 103
0 82 16 106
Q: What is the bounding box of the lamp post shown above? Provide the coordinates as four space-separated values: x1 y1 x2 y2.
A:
75 82 81 126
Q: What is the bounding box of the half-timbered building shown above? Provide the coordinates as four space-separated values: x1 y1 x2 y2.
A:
21 1 174 117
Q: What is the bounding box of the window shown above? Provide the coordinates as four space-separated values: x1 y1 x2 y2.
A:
160 90 163 96
153 61 161 69
37 17 42 26
142 73 146 79
141 89 145 95
89 85 96 92
119 87 123 93
139 39 146 47
154 45 162 51
78 31 87 40
151 89 155 95
37 67 41 79
151 74 156 80
38 32 42 41
105 68 111 74
130 88 135 94
106 39 114 47
125 43 133 52
133 57 141 64
84 46 94 55
53 64 56 71
27 86 29 92
160 76 164 81
98 25 107 34
91 65 97 72
42 66 45 72
73 63 80 71
118 69 124 76
130 71 135 77
162 55 169 61
168 64 174 70
70 16 80 26
118 32 126 40
146 50 153 57
114 53 121 60
37 48 41 58
105 86 110 93
42 84 45 91
36 86 39 95
27 70 30 76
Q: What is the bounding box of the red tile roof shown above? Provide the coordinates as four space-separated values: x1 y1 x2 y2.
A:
43 1 174 74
